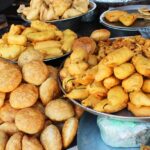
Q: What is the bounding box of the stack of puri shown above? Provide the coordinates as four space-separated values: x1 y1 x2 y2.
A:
60 28 150 117
0 49 84 150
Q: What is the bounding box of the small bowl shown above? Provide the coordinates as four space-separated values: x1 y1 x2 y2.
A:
20 1 97 31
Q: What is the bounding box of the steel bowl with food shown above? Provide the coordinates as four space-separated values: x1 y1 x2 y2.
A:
18 0 96 31
58 29 150 122
0 20 78 64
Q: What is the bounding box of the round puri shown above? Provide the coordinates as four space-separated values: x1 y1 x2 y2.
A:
22 60 49 86
10 83 38 109
18 49 44 67
0 59 22 92
15 107 45 134
45 99 75 122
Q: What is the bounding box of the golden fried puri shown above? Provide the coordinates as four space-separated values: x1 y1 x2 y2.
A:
105 10 127 22
122 73 143 92
40 125 62 150
142 79 150 93
0 92 5 108
0 61 22 92
72 37 96 54
9 83 38 109
40 77 60 105
22 60 49 86
15 108 45 134
132 54 150 77
88 54 98 66
18 49 44 67
90 29 111 42
62 117 78 148
22 135 44 150
0 102 18 122
114 63 135 80
21 27 37 36
5 132 23 150
101 46 134 67
45 99 75 121
0 131 8 150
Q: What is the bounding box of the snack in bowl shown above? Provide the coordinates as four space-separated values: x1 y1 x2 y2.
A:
0 53 81 149
0 20 77 61
60 31 150 117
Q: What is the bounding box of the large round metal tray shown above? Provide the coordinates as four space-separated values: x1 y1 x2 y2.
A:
58 36 150 122
100 5 150 31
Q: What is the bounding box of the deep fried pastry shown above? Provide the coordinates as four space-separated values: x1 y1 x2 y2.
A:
142 79 150 93
0 131 8 150
122 73 143 92
10 83 38 109
0 92 5 108
22 60 49 86
15 108 45 134
105 10 127 22
21 27 37 36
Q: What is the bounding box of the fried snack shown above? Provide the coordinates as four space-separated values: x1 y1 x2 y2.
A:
0 102 18 122
15 108 45 134
33 102 45 115
0 44 25 60
21 27 37 36
40 125 62 150
142 79 150 93
122 73 143 92
103 76 120 89
22 135 44 150
52 0 72 17
74 105 84 119
9 24 24 35
132 54 150 77
0 61 22 92
73 0 89 13
88 54 98 66
72 37 96 54
62 8 82 19
9 83 38 109
66 88 89 100
114 63 135 80
62 77 74 92
5 132 23 150
22 60 49 86
48 65 58 79
40 77 60 105
128 102 150 117
87 81 108 97
82 94 102 108
18 49 44 67
31 20 57 31
34 40 61 50
7 35 27 46
129 91 150 107
45 99 75 121
95 62 113 81
119 13 137 26
62 117 78 148
101 46 134 67
105 10 127 22
61 29 77 52
26 31 55 42
26 8 40 20
90 29 111 42
0 122 19 135
0 92 5 108
0 131 8 150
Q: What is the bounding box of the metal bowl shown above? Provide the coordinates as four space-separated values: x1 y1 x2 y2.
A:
58 36 150 122
20 1 96 31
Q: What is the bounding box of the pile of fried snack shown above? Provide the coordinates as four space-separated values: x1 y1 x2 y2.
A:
60 29 150 117
0 20 77 61
0 50 84 150
17 0 89 21
104 10 138 26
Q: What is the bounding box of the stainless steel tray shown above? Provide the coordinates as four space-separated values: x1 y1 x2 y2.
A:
58 36 150 122
100 5 150 32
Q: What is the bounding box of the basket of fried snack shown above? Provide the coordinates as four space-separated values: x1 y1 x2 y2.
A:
0 50 84 150
59 28 150 119
0 20 77 62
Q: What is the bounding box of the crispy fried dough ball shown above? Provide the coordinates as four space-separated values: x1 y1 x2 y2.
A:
10 83 38 109
15 108 45 134
22 60 49 86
